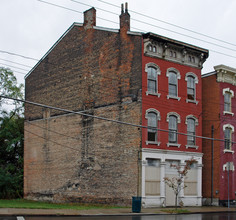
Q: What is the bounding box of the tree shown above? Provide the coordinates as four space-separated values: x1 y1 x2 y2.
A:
0 67 24 113
0 67 24 198
0 111 24 198
163 158 196 208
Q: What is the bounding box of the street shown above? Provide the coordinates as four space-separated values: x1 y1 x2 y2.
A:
1 213 236 220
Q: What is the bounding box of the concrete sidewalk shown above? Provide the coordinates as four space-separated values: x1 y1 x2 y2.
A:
0 206 236 216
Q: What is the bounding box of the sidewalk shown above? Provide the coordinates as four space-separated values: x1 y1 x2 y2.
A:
0 206 236 216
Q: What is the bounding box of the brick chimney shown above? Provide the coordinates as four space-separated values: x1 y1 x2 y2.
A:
119 3 130 31
83 7 96 29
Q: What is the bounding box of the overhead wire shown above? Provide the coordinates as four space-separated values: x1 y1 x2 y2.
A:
1 95 234 144
97 0 236 47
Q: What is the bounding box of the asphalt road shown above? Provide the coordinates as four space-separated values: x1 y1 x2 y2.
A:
1 213 236 220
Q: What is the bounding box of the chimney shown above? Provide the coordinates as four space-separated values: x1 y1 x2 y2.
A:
119 2 130 31
83 7 96 29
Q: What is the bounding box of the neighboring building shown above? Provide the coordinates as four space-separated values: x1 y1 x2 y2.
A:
24 4 208 207
202 65 236 206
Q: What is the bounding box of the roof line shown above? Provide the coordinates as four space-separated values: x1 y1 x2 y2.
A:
24 22 83 79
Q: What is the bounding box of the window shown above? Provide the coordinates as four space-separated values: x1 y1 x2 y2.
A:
145 63 161 96
187 76 195 100
185 115 198 148
166 68 181 100
147 112 157 142
146 109 160 145
224 92 231 112
224 128 232 150
185 73 199 103
168 115 178 143
168 72 177 97
223 124 234 152
187 118 195 145
147 67 157 93
223 88 234 115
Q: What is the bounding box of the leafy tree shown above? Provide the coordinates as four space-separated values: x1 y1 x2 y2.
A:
0 67 24 113
163 158 196 209
0 67 24 198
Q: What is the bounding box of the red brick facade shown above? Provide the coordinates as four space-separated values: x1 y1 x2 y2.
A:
202 65 236 206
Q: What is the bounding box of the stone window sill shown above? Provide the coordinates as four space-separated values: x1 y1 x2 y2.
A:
224 149 234 154
146 91 161 97
167 143 181 148
186 99 198 105
146 141 161 146
223 111 234 116
186 145 199 149
167 95 181 101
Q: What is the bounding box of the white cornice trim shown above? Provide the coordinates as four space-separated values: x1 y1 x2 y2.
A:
142 148 203 157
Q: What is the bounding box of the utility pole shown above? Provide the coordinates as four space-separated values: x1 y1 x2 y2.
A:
211 125 214 205
227 162 230 208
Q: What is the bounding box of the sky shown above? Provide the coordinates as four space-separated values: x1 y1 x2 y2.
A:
1 0 236 87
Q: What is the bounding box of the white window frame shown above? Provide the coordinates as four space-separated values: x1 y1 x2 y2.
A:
166 68 181 101
145 108 161 146
223 88 234 116
185 115 199 149
185 72 199 104
223 124 234 154
145 63 161 97
166 112 181 147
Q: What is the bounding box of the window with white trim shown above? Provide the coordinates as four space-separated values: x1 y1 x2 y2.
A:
167 112 181 147
145 63 161 96
146 109 161 145
185 72 198 103
185 115 199 149
166 68 181 100
223 88 234 115
223 124 234 152
187 118 195 145
169 72 177 97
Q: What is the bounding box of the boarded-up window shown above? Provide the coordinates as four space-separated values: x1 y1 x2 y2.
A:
145 159 160 196
184 164 197 195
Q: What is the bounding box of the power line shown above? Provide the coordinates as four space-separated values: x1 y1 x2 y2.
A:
0 95 232 144
97 0 236 47
0 63 30 72
0 58 32 68
36 0 236 59
0 50 38 61
69 0 236 52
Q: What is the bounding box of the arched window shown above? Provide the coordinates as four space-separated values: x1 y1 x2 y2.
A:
146 109 160 144
186 115 199 148
187 118 195 145
168 71 178 97
167 68 180 99
223 88 234 114
223 124 234 151
187 75 195 100
185 72 198 102
145 63 161 96
148 67 157 93
168 115 178 143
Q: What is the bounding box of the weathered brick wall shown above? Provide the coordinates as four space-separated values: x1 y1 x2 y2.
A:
24 18 143 205
24 101 141 205
25 25 142 120
202 74 220 200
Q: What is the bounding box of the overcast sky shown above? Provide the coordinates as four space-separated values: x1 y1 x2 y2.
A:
1 0 236 87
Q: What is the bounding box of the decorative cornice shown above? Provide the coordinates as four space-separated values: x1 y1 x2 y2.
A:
215 65 236 85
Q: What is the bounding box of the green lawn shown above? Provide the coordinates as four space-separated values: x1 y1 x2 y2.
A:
0 199 123 210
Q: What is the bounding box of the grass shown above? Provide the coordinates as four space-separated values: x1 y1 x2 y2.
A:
0 199 124 210
160 208 190 214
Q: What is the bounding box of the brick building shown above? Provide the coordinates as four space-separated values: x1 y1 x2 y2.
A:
24 5 208 207
202 65 236 206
